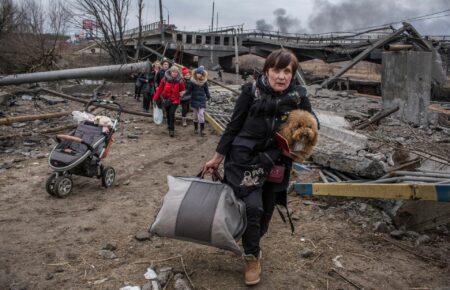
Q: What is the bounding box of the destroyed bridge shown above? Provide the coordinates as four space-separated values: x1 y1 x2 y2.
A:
119 21 450 74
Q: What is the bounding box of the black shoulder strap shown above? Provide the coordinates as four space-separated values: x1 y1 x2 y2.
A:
251 82 257 96
275 205 295 235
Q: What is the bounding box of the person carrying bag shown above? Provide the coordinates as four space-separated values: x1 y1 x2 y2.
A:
153 66 186 137
149 170 247 255
202 49 319 286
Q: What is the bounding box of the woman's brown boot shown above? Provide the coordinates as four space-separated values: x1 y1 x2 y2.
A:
243 253 261 285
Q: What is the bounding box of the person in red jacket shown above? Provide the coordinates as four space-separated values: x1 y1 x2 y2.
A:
153 66 186 137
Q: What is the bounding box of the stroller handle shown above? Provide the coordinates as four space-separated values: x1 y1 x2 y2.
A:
84 99 123 119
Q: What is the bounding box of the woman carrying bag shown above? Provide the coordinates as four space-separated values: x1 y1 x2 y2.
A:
202 49 318 286
153 66 186 137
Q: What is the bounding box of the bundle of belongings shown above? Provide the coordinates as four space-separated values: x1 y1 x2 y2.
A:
150 174 247 254
71 111 113 134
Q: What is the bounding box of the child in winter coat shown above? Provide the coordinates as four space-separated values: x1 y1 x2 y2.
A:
180 66 192 127
153 66 186 137
185 66 211 136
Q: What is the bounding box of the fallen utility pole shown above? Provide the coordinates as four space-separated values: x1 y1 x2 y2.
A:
354 106 399 130
141 44 241 95
0 111 71 125
321 24 409 88
0 62 151 86
39 88 154 118
0 124 77 140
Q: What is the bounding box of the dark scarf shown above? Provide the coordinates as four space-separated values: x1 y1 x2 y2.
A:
250 75 298 117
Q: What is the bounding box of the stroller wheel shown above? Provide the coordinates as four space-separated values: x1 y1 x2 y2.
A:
45 173 58 196
54 176 73 198
101 167 115 188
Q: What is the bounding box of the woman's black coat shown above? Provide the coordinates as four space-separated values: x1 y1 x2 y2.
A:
216 77 318 206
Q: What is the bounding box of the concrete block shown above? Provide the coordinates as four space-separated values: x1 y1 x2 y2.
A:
382 51 432 125
316 111 368 150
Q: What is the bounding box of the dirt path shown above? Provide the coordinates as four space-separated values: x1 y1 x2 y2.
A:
0 114 449 289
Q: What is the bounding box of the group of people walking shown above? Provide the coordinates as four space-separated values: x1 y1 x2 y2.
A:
133 60 210 138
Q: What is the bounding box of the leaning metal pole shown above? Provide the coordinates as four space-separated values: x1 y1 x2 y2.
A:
0 61 151 86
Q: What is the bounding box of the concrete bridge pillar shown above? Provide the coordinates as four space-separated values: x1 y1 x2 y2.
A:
382 51 432 125
198 54 220 69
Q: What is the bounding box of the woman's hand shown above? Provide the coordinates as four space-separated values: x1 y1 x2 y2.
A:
202 152 224 176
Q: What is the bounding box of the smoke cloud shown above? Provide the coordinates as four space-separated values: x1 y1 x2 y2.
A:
256 19 273 31
307 0 450 34
255 1 450 35
273 8 301 33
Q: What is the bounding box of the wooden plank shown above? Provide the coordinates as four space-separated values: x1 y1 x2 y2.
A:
0 111 71 125
205 112 224 134
293 183 450 202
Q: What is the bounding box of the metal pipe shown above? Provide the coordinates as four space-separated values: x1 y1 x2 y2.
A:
322 169 342 182
367 176 448 184
0 61 151 86
393 171 450 179
384 44 413 51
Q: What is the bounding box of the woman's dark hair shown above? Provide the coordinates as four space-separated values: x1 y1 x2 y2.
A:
262 49 299 74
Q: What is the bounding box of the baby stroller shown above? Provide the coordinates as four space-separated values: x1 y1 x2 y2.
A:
46 99 122 198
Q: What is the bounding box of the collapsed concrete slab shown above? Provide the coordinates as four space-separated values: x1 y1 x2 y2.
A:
316 110 368 150
311 111 387 178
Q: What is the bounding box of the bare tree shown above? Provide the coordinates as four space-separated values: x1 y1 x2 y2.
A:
74 0 131 64
0 0 72 73
47 0 73 62
134 0 144 60
0 0 20 36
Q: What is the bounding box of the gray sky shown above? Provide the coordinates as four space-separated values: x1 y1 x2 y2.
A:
65 0 450 35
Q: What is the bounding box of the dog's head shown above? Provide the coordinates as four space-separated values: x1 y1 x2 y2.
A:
279 110 318 157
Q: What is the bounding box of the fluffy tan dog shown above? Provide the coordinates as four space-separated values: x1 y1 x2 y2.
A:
278 110 318 162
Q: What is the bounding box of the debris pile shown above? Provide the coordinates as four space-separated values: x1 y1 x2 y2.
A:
207 84 450 182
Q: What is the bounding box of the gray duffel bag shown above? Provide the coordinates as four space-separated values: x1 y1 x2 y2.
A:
150 175 246 254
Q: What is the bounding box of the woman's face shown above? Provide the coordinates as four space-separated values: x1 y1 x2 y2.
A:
170 70 178 78
266 63 293 92
163 62 170 70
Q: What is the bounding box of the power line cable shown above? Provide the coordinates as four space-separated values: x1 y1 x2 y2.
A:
351 8 450 32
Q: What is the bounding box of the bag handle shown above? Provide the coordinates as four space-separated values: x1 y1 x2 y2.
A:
197 169 223 182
